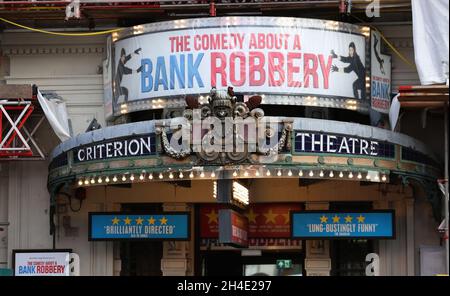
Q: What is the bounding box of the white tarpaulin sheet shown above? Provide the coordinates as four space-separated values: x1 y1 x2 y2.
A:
412 0 449 85
389 94 401 131
37 90 71 142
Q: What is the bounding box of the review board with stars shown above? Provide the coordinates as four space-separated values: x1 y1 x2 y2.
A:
290 211 395 239
88 212 190 240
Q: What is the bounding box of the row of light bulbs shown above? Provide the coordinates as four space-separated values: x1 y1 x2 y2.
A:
237 169 387 181
78 170 211 186
77 169 388 186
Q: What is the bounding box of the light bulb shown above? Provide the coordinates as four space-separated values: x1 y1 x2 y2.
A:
366 173 371 180
149 173 154 180
339 172 344 178
244 171 249 177
309 170 314 177
381 175 387 182
113 175 118 182
159 173 163 179
130 174 135 181
122 175 126 181
189 172 194 178
277 170 282 176
105 176 110 183
179 172 184 178
329 171 334 178
78 180 83 186
319 171 324 177
266 170 271 176
98 177 103 184
233 171 238 177
348 172 354 179
211 172 216 178
90 178 95 184
357 172 362 179
84 179 89 185
299 170 303 177
169 172 174 179
287 170 293 177
200 172 205 178
139 174 144 180
255 171 260 177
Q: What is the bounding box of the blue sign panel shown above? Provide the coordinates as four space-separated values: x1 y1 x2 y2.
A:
89 212 190 241
294 131 395 159
291 211 395 239
74 134 156 163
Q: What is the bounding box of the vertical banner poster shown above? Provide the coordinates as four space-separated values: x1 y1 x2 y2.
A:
370 30 392 114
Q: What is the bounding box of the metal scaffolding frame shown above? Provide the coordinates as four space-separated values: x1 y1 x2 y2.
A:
0 98 46 160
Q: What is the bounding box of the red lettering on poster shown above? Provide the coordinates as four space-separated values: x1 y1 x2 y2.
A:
200 203 303 238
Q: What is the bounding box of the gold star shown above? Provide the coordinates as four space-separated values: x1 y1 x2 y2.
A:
135 217 144 225
282 212 290 224
112 217 120 225
344 215 353 223
320 215 328 223
357 215 365 223
245 209 258 224
205 210 218 224
263 209 278 224
123 217 132 225
160 216 168 225
332 215 340 223
148 217 155 225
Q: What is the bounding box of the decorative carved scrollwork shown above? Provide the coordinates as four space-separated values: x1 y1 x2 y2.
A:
158 87 291 164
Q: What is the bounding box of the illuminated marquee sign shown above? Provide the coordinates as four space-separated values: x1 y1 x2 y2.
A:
294 131 395 158
107 17 369 115
73 134 156 163
213 180 249 207
291 211 395 239
88 212 190 241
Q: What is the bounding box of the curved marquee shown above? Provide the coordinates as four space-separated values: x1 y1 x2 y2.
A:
104 17 372 118
48 117 440 192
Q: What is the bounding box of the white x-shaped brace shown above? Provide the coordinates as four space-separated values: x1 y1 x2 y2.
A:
23 116 46 159
0 103 32 152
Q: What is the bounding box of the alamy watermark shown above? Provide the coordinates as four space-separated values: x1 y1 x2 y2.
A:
366 0 381 18
164 109 285 162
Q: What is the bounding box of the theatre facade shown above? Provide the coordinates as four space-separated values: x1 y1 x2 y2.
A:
40 17 443 276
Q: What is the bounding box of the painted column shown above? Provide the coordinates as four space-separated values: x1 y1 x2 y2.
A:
373 200 390 276
304 202 331 276
161 203 194 276
405 198 415 276
0 163 9 270
393 200 407 275
6 163 20 269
